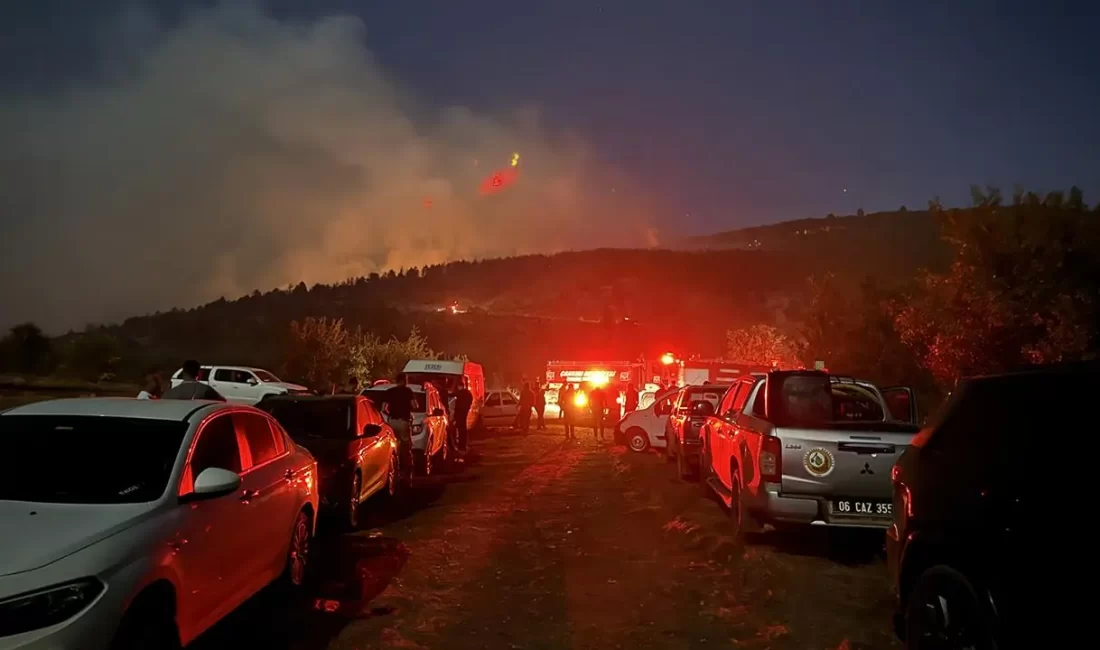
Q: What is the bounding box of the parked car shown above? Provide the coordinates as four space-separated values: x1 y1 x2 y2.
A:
887 362 1093 648
699 370 919 535
664 385 727 478
614 386 678 452
479 389 521 428
0 398 318 650
361 383 449 476
257 395 399 530
169 365 310 405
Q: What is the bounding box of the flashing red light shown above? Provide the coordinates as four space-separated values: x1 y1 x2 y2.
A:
660 353 676 365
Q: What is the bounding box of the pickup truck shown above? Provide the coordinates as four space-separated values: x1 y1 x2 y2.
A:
700 370 919 534
169 365 310 404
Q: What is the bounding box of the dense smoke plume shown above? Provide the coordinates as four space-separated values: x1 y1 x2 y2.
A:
0 1 655 332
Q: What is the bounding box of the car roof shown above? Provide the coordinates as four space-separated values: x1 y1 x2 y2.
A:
261 394 358 404
1 397 227 421
363 384 426 394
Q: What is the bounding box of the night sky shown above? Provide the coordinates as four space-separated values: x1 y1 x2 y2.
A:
2 1 1099 330
4 0 1097 231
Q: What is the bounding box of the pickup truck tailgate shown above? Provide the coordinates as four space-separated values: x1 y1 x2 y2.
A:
777 421 920 499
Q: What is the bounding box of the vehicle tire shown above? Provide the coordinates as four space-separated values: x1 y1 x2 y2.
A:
626 427 650 453
282 510 312 589
110 594 180 650
676 446 694 481
346 472 362 531
905 565 997 650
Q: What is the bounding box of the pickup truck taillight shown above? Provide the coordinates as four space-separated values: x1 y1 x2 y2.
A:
760 436 782 482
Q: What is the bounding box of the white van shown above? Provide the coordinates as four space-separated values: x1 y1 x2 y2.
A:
402 359 486 430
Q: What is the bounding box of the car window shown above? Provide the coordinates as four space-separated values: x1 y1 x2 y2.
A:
486 393 501 407
357 399 375 427
732 381 755 411
190 414 242 476
748 383 767 418
235 413 281 466
501 392 517 406
718 385 741 416
213 368 252 383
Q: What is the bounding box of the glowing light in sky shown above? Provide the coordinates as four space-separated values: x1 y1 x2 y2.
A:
511 152 520 167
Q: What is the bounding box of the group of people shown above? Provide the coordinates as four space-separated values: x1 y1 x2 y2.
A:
510 380 642 443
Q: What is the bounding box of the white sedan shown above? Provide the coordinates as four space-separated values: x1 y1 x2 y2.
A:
0 398 319 649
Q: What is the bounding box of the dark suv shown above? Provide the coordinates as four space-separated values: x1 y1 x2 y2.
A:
888 362 1094 649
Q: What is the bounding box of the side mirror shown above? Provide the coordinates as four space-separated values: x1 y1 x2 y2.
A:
246 377 258 385
431 408 445 417
184 467 241 502
362 423 383 437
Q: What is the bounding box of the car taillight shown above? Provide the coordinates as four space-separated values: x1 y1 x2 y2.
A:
760 436 781 482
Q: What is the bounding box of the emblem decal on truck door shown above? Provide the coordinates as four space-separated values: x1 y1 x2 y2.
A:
803 448 835 477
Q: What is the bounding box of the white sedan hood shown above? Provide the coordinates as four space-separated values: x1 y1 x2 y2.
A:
0 501 157 577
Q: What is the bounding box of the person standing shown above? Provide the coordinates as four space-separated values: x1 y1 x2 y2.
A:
517 382 535 432
136 370 163 399
559 383 575 441
589 384 607 442
385 373 417 484
453 378 474 456
534 380 547 431
162 360 225 401
625 382 639 414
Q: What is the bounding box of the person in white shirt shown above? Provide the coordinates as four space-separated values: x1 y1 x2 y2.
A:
136 371 163 400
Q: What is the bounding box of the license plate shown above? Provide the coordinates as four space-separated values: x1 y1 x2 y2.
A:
832 499 892 516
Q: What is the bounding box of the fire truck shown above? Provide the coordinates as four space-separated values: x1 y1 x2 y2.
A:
675 358 774 386
543 360 650 418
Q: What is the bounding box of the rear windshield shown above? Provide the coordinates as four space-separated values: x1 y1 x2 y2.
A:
363 389 426 414
0 415 187 504
405 373 461 393
257 400 354 440
774 375 885 426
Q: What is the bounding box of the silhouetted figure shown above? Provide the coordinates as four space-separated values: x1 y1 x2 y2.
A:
625 382 639 414
535 380 547 430
517 382 535 432
589 384 607 441
560 383 576 441
385 373 416 483
137 370 163 400
453 378 474 455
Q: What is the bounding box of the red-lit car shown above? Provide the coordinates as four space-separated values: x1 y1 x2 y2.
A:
257 394 399 530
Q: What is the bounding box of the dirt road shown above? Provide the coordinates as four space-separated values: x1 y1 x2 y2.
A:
195 428 901 650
